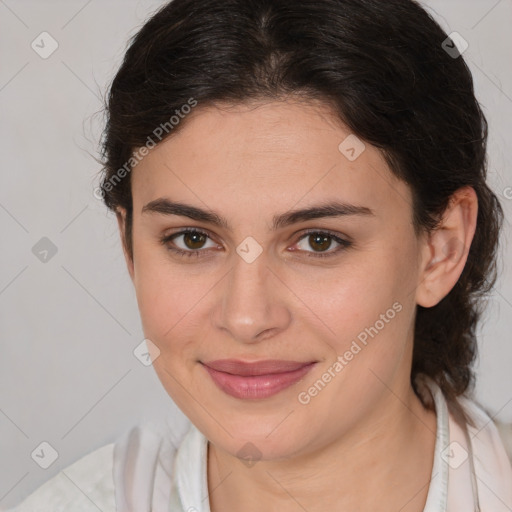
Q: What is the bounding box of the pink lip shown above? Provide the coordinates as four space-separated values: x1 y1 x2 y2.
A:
201 359 317 399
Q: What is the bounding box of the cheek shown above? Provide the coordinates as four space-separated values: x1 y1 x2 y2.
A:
295 245 416 370
133 258 208 407
132 248 205 346
291 258 401 332
294 276 413 421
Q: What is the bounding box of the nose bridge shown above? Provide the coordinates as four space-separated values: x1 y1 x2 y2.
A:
215 250 290 342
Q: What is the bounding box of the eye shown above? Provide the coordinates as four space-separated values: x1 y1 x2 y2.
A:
160 228 219 258
292 230 352 258
160 228 352 260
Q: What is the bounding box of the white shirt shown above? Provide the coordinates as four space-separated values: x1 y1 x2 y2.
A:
7 379 512 511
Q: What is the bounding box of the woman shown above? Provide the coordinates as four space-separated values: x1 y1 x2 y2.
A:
9 0 512 510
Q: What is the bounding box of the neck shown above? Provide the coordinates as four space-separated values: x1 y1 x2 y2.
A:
207 382 437 512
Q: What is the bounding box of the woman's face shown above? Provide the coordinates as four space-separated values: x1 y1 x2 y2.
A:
120 100 430 461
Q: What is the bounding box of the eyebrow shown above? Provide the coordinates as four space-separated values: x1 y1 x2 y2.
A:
141 198 375 231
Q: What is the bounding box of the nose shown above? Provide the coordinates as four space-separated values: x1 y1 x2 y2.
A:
212 252 292 344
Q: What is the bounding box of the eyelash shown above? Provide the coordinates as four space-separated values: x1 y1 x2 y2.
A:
160 228 352 259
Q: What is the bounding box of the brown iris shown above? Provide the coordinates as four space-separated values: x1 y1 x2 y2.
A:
308 233 332 252
183 231 208 250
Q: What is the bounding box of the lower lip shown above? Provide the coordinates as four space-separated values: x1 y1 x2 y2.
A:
202 362 317 400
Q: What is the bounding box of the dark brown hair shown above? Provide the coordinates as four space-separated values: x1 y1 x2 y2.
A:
99 0 504 410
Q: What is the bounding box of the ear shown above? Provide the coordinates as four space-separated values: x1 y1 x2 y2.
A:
115 207 135 282
416 186 478 308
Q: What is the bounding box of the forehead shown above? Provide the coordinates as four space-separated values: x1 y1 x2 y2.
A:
130 100 412 221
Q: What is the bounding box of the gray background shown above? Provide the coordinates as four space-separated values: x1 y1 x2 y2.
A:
0 0 511 508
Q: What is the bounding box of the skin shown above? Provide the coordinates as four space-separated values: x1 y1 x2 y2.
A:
116 99 478 511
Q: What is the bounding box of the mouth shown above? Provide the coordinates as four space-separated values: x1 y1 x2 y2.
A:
200 359 317 399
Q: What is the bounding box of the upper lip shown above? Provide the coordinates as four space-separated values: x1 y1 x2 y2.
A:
201 359 316 376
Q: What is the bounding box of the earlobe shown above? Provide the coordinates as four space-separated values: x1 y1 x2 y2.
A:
416 186 478 308
115 207 135 282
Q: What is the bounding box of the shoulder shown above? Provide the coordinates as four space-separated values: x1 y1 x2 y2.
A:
6 415 191 512
494 420 512 462
458 395 512 509
6 443 115 512
113 414 193 510
460 395 512 467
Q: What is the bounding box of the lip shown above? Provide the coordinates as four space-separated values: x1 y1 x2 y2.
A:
201 359 317 399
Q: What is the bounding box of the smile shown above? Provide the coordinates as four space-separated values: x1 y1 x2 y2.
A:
200 360 317 399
